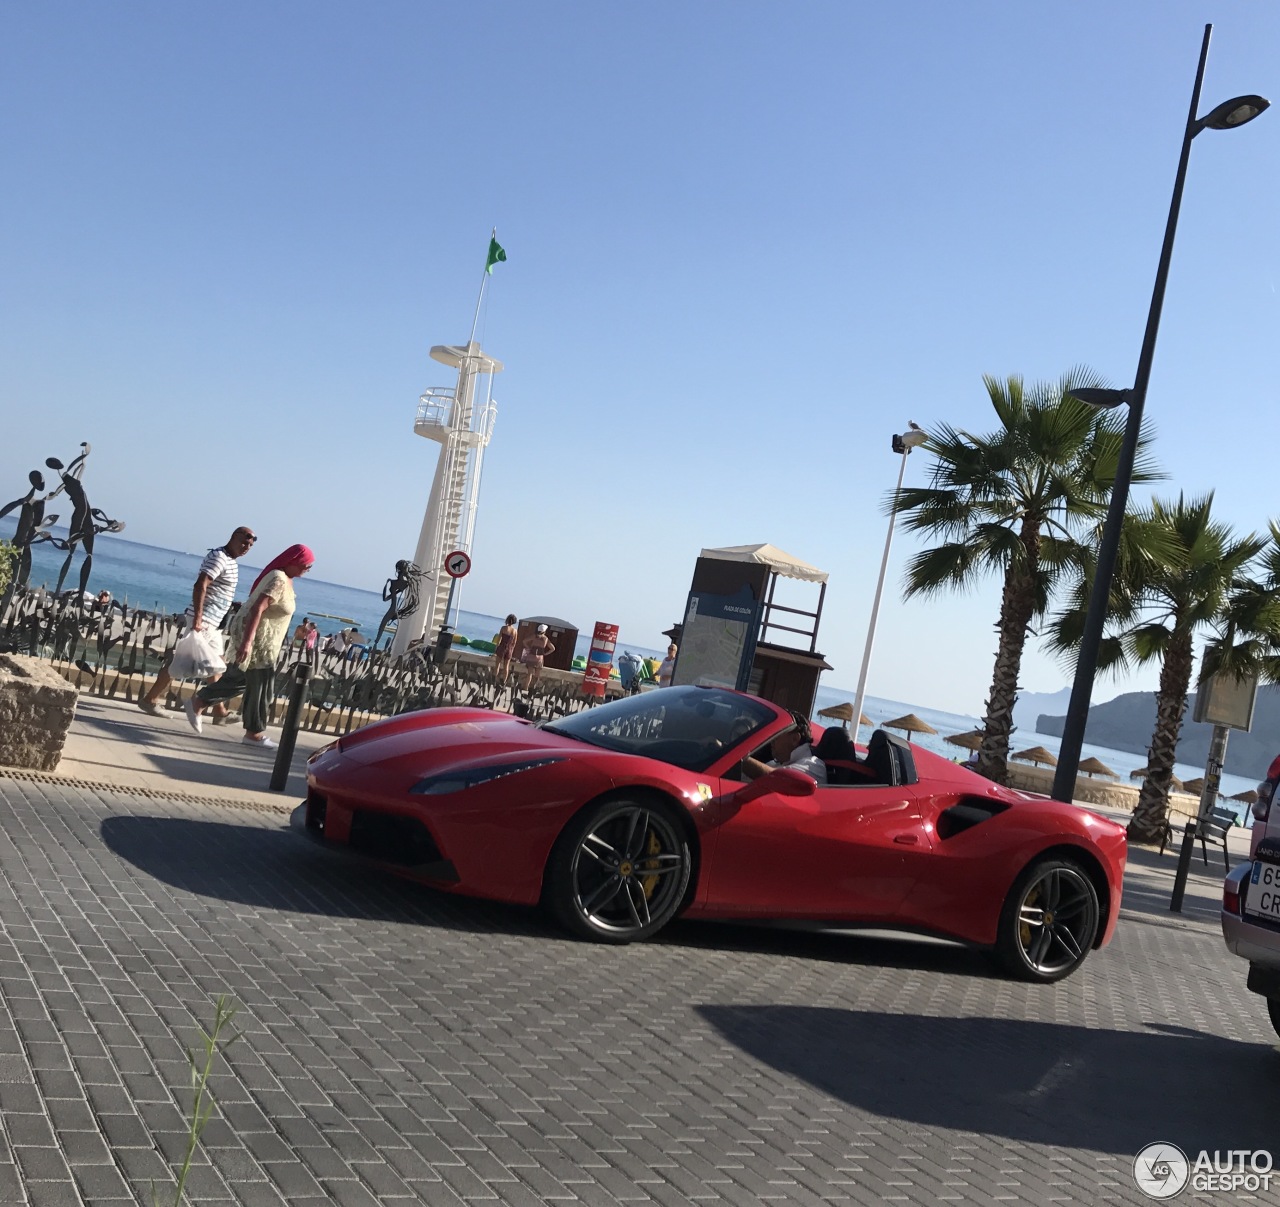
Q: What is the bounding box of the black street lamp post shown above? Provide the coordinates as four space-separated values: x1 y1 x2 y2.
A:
1050 23 1267 805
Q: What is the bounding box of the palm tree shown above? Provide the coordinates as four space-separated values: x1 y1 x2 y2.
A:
894 369 1160 783
1049 494 1268 845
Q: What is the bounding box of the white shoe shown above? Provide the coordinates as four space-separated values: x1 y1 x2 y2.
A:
243 735 278 749
184 697 203 735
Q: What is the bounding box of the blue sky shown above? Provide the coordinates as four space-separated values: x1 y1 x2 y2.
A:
2 2 1278 714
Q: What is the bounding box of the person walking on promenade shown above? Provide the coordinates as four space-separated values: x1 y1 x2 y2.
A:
520 623 554 691
186 544 314 748
139 526 257 717
493 614 518 684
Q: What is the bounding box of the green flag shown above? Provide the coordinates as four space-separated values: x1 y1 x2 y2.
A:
485 236 507 275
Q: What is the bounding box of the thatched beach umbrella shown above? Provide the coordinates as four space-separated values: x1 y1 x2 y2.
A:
945 729 985 752
883 713 938 737
817 702 872 728
1011 746 1058 768
1181 777 1211 798
1077 756 1117 779
1230 789 1260 805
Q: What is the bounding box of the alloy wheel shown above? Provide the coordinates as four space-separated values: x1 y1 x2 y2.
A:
568 802 688 938
1013 863 1099 978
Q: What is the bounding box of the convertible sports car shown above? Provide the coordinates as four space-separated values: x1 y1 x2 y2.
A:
298 685 1127 982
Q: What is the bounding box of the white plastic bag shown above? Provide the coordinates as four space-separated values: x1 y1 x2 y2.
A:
168 629 228 681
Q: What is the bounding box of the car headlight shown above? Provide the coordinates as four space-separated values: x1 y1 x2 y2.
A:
308 740 340 763
411 757 565 796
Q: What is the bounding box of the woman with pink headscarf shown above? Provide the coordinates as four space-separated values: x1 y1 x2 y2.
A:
186 543 314 748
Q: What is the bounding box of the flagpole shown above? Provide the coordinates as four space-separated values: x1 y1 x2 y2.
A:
468 228 496 346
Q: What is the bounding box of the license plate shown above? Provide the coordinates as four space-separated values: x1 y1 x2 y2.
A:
1245 860 1280 921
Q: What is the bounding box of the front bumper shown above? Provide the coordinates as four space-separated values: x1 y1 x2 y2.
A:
291 797 460 883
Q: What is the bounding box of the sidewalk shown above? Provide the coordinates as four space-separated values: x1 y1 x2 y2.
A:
0 692 333 810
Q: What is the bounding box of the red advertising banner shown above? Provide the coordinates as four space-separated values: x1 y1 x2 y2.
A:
582 621 619 697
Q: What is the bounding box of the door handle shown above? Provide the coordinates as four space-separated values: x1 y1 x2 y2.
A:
893 834 919 845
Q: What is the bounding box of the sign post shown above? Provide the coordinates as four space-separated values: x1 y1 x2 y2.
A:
432 550 472 666
1170 671 1259 912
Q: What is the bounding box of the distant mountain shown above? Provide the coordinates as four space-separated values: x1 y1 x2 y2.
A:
1014 687 1073 736
1037 684 1280 780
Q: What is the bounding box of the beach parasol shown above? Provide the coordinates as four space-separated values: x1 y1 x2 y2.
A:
944 729 985 752
1011 746 1058 768
1230 789 1259 805
882 713 938 737
817 702 872 728
1181 777 1212 798
1077 756 1117 779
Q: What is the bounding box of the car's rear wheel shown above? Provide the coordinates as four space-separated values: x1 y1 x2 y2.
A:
1268 997 1280 1041
995 857 1100 983
545 796 691 943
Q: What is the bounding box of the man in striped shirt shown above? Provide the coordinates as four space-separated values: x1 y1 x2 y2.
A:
139 526 257 715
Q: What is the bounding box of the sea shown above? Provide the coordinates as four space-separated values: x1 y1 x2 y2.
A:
3 523 1263 820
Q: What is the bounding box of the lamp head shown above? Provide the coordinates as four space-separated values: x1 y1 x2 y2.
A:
1198 94 1269 132
1068 388 1131 410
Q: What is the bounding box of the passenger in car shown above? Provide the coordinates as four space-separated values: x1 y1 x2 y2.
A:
742 713 828 785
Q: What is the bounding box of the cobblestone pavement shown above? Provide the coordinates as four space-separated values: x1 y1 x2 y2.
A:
0 776 1276 1206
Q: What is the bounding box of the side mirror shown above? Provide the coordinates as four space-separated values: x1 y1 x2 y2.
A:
719 765 817 809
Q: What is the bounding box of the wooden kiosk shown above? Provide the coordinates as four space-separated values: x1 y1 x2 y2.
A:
670 543 831 715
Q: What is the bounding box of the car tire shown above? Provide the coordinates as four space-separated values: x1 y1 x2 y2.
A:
545 796 692 944
994 857 1100 983
1268 997 1280 1042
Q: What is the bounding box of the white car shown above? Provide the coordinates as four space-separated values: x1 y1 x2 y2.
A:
1221 757 1280 1039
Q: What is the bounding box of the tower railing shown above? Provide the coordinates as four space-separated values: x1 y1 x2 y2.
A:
414 388 455 435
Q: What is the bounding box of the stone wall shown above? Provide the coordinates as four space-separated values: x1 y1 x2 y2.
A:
1003 761 1202 819
0 654 78 772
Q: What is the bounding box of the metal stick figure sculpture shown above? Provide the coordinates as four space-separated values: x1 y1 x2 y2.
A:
375 560 422 649
46 443 125 600
0 469 59 615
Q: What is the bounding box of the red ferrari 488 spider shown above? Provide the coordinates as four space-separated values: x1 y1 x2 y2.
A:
298 685 1126 981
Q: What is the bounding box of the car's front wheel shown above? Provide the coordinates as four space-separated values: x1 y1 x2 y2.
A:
545 796 692 943
995 857 1101 983
1267 997 1280 1041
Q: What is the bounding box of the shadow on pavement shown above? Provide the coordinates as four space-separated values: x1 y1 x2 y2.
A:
98 815 545 936
99 816 1001 974
145 752 307 797
697 1005 1280 1154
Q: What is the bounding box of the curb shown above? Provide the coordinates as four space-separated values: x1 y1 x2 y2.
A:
0 765 295 815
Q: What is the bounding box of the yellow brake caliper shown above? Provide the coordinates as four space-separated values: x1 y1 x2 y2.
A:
640 829 661 898
1020 885 1039 945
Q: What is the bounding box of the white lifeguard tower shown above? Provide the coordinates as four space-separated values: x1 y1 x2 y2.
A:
389 340 503 657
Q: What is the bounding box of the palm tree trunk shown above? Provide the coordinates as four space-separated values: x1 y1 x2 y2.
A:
976 565 1038 784
1128 632 1195 845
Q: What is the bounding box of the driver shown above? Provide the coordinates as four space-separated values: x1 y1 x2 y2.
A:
741 712 827 784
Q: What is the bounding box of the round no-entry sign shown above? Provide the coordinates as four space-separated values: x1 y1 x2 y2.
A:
444 550 472 579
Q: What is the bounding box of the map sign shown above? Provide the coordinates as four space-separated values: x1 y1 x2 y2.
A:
670 585 760 691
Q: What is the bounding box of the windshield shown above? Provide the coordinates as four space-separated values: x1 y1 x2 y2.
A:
544 686 776 771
